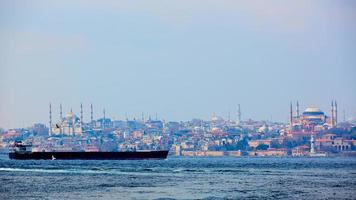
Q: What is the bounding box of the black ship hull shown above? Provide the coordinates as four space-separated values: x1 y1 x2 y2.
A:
9 151 169 160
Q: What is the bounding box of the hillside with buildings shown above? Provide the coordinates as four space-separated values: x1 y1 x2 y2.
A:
1 102 356 157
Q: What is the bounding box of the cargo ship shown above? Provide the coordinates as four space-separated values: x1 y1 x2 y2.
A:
9 141 168 160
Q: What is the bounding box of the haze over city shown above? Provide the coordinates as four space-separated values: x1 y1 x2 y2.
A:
1 0 355 129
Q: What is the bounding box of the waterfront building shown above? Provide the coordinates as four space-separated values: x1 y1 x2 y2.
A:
180 150 226 157
226 150 242 157
171 144 181 156
292 145 310 156
333 138 352 151
248 148 288 157
248 139 273 149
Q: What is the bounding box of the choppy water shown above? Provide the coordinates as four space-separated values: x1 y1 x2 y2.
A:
0 154 355 200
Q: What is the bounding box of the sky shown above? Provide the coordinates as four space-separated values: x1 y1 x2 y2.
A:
0 0 355 129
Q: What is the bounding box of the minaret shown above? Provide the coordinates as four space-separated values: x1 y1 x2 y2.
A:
290 102 293 129
69 107 74 135
310 134 315 155
80 103 83 127
60 103 63 122
59 103 63 134
72 113 75 135
90 103 93 125
237 104 241 125
335 101 338 126
296 101 300 118
331 101 335 127
49 103 52 135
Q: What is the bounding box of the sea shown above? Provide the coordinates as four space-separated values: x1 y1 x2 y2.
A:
0 154 355 200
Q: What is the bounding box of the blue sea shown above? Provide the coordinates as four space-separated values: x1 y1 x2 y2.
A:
0 154 355 200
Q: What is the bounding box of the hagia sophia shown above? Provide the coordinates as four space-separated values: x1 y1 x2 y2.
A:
289 101 338 135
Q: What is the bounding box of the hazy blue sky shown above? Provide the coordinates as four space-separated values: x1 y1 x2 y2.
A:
1 0 355 129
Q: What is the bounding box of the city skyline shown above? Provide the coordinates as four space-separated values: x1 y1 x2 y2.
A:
1 1 356 128
1 2 356 200
1 100 351 130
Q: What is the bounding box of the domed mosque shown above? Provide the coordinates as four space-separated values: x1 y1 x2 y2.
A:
50 104 83 136
289 101 338 134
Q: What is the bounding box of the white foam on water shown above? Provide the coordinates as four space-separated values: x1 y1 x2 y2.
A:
0 167 163 175
0 167 121 174
0 167 69 173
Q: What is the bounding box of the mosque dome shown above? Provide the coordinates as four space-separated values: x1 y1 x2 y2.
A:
211 127 221 133
65 112 79 122
304 107 322 113
258 125 268 133
66 112 75 119
211 116 222 122
303 107 324 116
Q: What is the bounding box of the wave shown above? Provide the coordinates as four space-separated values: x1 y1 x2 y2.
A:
0 167 272 175
0 167 181 174
0 167 119 174
0 167 71 173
